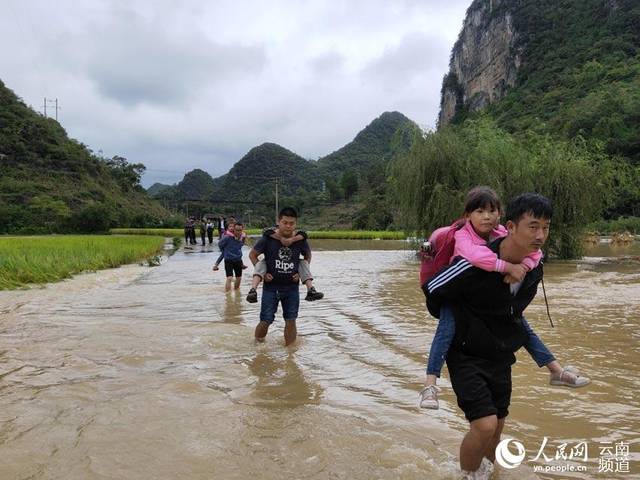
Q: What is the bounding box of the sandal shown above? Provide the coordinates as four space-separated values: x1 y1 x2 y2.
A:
550 367 590 387
418 385 440 409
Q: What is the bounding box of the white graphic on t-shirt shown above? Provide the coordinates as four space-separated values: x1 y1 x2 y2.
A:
278 247 292 261
276 246 294 273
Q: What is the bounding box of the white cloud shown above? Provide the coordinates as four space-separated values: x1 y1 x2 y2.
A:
0 0 470 186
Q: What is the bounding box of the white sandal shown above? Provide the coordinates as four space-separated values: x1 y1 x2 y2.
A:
418 385 440 409
550 367 590 387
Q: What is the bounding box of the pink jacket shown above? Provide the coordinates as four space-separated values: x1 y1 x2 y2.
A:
453 221 541 273
224 229 247 242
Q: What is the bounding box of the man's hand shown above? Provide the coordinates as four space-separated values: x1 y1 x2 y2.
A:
213 265 219 271
292 273 300 282
264 273 273 282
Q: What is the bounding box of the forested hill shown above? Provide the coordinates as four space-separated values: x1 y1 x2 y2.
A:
147 182 171 197
211 143 322 203
434 0 640 220
391 0 639 259
440 0 640 163
0 79 169 233
316 111 418 177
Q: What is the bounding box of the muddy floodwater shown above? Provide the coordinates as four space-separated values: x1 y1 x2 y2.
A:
0 239 638 479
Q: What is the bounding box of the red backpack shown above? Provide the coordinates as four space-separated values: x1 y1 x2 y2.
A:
419 220 465 287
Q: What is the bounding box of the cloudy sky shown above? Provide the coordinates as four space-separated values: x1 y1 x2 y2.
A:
1 0 470 186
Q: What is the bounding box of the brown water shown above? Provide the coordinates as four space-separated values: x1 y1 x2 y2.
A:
0 239 638 479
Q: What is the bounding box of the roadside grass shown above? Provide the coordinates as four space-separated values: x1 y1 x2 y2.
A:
587 217 640 235
0 235 166 289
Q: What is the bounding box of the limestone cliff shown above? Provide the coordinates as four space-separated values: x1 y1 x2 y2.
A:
438 0 521 127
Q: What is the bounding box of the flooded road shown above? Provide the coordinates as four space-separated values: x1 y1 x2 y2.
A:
0 239 638 479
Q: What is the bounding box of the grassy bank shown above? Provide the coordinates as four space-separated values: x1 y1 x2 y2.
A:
110 228 405 240
587 217 640 235
0 235 166 289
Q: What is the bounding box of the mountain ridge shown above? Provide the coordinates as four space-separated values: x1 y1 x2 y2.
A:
150 111 419 221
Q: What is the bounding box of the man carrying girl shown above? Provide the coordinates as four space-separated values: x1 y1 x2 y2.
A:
419 186 589 410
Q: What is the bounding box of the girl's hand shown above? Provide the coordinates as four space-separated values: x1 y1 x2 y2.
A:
279 236 294 247
504 262 526 282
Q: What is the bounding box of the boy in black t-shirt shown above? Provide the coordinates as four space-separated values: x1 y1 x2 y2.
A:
249 207 312 346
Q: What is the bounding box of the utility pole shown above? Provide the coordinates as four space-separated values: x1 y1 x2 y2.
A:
231 174 282 225
43 98 60 121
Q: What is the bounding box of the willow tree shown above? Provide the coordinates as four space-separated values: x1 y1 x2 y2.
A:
390 117 608 259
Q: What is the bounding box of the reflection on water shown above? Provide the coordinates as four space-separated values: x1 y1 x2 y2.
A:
0 240 637 479
246 351 323 406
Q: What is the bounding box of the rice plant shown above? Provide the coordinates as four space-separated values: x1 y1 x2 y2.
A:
0 235 166 289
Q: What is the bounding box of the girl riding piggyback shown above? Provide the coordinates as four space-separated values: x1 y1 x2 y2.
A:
419 190 536 287
419 186 590 410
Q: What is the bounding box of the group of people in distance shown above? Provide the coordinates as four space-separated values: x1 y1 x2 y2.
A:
183 216 239 246
209 188 590 480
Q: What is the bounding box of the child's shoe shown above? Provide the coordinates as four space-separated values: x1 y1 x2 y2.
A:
305 287 324 301
550 366 590 387
246 288 258 303
418 385 440 409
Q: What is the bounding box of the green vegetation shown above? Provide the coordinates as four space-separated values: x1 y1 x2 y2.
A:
391 118 607 258
110 228 403 240
314 112 419 230
588 217 640 235
3 71 414 234
459 0 640 221
316 112 418 178
307 230 405 240
147 182 172 197
110 228 262 236
0 235 166 289
152 143 323 223
0 80 174 234
492 0 640 164
405 0 640 257
148 112 419 230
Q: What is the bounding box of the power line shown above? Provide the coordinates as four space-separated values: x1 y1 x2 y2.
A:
231 174 283 223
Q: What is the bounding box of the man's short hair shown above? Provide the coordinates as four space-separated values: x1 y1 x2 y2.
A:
235 222 243 227
505 193 553 224
278 207 298 219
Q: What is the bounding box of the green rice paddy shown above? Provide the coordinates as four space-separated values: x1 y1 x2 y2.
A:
0 235 166 289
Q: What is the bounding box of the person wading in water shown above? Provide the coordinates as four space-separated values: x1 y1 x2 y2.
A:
249 207 312 346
